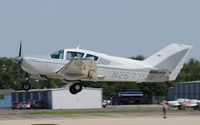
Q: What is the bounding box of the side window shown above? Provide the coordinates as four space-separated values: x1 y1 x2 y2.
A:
98 58 111 65
66 51 84 60
86 54 98 61
50 49 64 59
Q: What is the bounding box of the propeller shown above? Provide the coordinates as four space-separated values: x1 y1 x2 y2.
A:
19 41 22 57
12 41 30 89
12 41 23 71
18 41 23 72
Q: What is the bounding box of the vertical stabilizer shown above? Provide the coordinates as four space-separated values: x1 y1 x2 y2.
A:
143 43 192 80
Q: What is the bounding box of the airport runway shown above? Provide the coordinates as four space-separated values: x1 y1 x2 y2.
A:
0 105 200 125
0 115 200 125
0 111 200 125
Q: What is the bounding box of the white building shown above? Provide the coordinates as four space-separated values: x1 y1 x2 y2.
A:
12 87 102 109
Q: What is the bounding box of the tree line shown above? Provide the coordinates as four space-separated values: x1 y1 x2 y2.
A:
0 56 200 97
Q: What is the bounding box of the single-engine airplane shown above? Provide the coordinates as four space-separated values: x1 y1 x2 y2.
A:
12 43 192 94
167 98 200 109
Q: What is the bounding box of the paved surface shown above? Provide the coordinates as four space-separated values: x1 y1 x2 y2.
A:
0 115 200 125
0 105 200 125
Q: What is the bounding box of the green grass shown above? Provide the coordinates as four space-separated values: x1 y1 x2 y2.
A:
27 109 200 115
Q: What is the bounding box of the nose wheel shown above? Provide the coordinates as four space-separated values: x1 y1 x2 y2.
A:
69 82 83 94
23 73 31 91
23 82 31 91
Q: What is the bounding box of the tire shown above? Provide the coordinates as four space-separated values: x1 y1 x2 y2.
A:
69 85 78 94
23 82 31 91
74 83 83 92
69 83 83 94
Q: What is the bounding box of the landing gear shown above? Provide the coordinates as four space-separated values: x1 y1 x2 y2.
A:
23 82 31 91
23 73 31 91
69 82 83 94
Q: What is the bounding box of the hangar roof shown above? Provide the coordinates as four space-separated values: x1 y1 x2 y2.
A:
13 87 102 93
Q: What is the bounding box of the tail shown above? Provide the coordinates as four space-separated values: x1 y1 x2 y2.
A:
143 43 192 81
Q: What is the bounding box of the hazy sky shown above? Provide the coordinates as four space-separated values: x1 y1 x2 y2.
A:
0 0 200 60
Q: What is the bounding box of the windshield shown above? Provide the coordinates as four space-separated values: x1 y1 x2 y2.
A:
50 49 64 59
66 51 84 60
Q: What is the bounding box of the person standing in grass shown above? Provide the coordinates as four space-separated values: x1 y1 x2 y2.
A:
162 100 168 119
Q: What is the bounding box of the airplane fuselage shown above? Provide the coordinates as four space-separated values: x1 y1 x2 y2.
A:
21 56 168 83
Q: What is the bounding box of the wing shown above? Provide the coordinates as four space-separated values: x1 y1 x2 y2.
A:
57 58 98 81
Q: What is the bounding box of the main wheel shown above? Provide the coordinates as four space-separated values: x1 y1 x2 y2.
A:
23 82 31 91
69 83 83 94
69 86 77 94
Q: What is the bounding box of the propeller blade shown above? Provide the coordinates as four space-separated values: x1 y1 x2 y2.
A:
18 41 23 71
19 41 22 57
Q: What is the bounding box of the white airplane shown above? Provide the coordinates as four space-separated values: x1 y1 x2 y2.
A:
167 98 183 107
180 99 199 108
12 43 192 94
167 98 200 109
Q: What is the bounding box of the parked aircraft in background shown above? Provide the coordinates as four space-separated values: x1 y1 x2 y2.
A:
167 98 200 109
167 98 182 107
12 42 192 94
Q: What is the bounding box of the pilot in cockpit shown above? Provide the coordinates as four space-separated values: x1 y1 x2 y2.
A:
71 52 77 58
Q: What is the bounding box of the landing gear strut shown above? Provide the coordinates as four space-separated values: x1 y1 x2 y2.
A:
69 82 83 94
23 73 31 91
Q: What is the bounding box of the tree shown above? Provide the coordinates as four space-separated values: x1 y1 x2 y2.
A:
176 58 200 82
0 57 24 89
130 55 145 61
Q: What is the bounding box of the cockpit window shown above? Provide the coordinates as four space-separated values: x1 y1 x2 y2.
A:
50 49 64 59
66 51 84 60
86 54 98 61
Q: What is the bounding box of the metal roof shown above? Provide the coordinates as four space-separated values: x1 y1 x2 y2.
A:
175 81 200 84
13 87 102 93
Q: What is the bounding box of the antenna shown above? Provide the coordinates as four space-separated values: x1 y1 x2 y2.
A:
76 44 81 49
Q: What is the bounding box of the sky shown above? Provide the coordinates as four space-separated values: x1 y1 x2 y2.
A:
0 0 200 60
